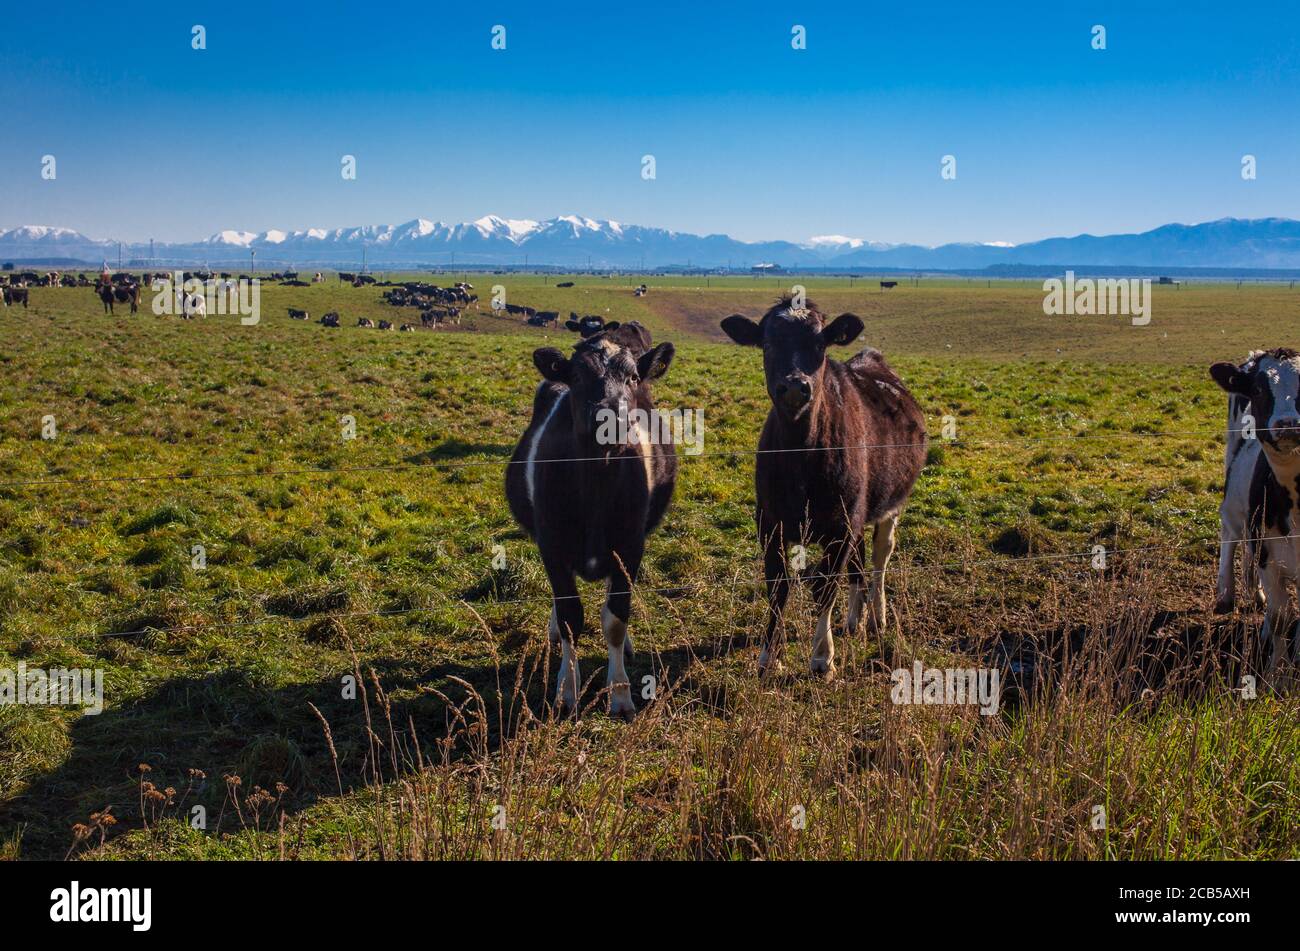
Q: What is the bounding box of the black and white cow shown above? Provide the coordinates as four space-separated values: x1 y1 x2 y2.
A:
721 296 927 680
505 327 678 717
1214 351 1266 614
1211 348 1300 676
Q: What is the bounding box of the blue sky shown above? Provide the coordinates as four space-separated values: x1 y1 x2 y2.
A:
2 1 1298 245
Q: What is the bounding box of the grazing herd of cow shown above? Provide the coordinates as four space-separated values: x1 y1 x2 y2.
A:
0 269 319 317
289 308 415 331
3 271 622 337
380 281 478 328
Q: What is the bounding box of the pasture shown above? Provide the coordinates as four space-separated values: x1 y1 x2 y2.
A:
0 275 1297 859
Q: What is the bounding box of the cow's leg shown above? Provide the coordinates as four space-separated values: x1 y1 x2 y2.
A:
1257 556 1290 682
807 532 855 681
1245 542 1266 609
602 545 643 719
1215 514 1237 613
544 564 583 715
759 522 791 677
866 514 898 634
844 534 868 635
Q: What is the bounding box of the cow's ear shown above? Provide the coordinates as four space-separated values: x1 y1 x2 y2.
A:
604 321 620 331
1210 361 1251 394
821 312 864 347
721 314 762 346
565 320 582 332
534 347 571 383
638 342 675 382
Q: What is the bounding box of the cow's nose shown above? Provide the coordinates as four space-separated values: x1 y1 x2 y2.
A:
1274 416 1300 435
775 377 812 408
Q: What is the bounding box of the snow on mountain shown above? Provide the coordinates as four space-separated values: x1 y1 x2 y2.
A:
808 235 866 248
208 230 259 247
0 225 89 241
4 216 1300 269
471 215 539 241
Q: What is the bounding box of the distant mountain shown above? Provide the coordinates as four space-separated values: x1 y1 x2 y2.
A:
3 216 1300 270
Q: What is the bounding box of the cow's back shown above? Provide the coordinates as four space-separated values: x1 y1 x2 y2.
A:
844 348 927 521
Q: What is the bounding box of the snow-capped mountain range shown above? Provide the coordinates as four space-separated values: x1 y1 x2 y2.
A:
4 216 1300 270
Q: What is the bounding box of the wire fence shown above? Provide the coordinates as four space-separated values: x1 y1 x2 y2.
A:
0 422 1257 492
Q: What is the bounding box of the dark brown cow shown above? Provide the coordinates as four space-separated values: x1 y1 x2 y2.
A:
114 283 141 314
505 326 678 717
721 296 927 680
2 286 29 308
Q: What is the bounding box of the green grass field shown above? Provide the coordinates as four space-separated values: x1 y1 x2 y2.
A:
0 274 1297 859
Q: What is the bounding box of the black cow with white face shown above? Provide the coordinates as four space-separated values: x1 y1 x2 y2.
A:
506 327 678 717
1211 348 1300 677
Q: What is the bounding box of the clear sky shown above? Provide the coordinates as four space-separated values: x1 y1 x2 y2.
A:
2 1 1298 246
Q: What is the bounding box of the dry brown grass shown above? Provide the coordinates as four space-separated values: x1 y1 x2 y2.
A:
296 555 1300 861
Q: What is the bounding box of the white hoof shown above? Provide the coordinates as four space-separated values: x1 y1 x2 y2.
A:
555 640 580 714
609 683 635 719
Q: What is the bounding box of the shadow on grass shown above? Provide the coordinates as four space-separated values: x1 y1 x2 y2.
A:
0 595 1268 859
405 440 513 465
0 626 751 860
